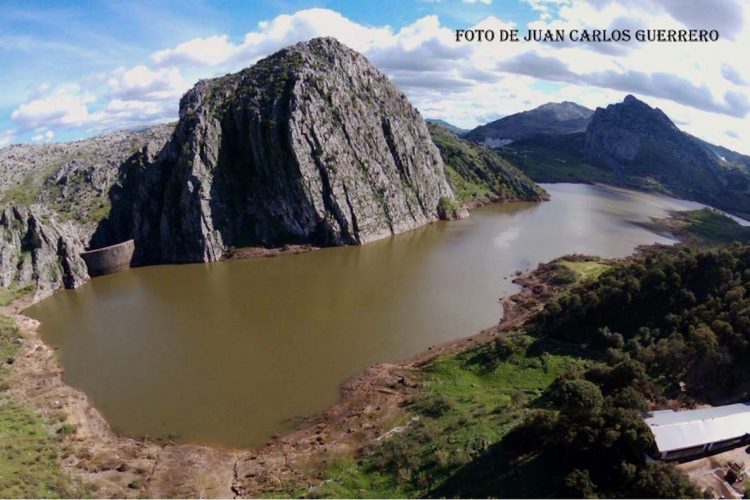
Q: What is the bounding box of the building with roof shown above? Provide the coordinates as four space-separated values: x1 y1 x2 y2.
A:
646 403 750 461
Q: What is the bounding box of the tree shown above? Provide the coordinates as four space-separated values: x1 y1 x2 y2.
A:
547 378 604 418
629 462 702 499
563 469 597 498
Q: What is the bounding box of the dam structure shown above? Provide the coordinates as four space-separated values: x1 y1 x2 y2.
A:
80 240 135 277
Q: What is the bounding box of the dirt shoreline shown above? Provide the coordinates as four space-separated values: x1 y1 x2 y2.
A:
0 213 688 497
1 252 561 497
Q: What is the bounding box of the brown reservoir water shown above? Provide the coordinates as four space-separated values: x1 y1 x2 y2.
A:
27 184 708 448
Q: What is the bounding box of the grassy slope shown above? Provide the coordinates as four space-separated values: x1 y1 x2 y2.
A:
0 286 34 307
499 146 612 184
676 208 750 244
0 316 85 498
499 143 670 196
308 339 585 498
428 124 547 205
560 259 610 281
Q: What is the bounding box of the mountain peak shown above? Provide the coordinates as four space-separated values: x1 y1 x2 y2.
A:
596 94 675 131
112 36 457 262
585 94 725 201
465 101 593 147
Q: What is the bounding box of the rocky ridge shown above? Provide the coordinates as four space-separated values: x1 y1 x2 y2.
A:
0 205 88 299
100 38 458 263
0 124 174 237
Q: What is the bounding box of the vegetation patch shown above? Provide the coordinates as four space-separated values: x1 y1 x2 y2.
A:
307 336 583 498
0 285 34 307
436 196 462 220
428 123 547 205
0 316 85 498
674 208 750 244
559 258 611 281
500 141 668 196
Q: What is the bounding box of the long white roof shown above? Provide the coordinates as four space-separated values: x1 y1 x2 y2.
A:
646 403 750 452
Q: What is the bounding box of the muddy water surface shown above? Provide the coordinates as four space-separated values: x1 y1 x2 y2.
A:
27 184 707 447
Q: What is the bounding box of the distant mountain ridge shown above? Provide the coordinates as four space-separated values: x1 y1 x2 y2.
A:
465 101 594 147
584 95 750 216
492 95 750 219
425 119 470 136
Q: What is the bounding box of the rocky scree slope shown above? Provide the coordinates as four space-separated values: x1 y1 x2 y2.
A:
99 37 456 263
0 125 173 297
428 123 548 206
466 101 593 148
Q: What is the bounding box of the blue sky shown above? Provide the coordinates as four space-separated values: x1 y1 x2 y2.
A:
1 0 749 153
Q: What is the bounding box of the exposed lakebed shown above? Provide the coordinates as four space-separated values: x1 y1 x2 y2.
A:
26 184 708 448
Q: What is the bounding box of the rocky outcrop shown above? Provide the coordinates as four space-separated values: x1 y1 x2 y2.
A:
101 37 455 263
0 125 173 294
0 205 88 299
466 101 593 148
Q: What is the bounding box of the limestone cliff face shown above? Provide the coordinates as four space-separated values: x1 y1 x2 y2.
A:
114 37 454 263
0 205 88 299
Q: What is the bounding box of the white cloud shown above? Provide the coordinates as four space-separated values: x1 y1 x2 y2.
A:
31 130 54 142
4 3 750 155
11 89 93 130
0 129 15 147
108 65 187 102
101 98 177 125
463 0 492 4
146 8 395 71
151 35 238 67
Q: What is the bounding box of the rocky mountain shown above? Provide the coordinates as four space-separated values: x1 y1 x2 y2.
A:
428 123 548 207
584 95 750 217
0 124 174 239
497 95 750 218
1 37 549 295
466 102 593 148
426 119 469 136
97 37 457 264
0 125 173 298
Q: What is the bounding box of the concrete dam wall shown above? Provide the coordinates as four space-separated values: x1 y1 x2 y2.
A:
80 240 135 277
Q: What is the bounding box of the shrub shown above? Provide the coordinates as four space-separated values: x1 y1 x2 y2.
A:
436 196 462 220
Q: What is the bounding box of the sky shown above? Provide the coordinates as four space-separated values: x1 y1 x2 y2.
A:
1 0 749 154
